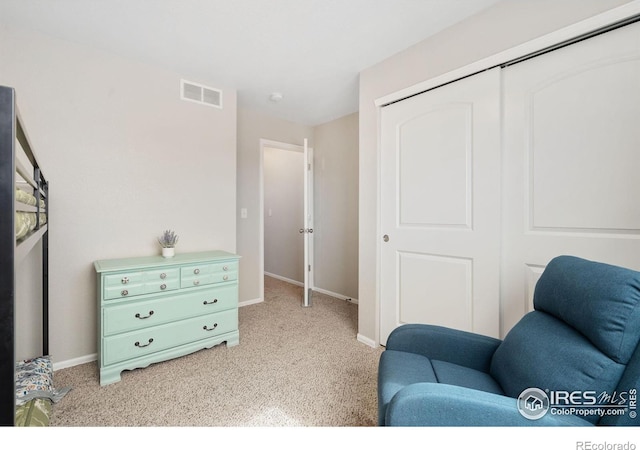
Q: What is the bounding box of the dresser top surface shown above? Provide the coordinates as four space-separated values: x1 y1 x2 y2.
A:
94 250 240 273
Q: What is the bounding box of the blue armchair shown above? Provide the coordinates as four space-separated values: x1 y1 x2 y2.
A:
378 255 640 426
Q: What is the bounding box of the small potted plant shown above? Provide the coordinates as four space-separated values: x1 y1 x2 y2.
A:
158 229 179 258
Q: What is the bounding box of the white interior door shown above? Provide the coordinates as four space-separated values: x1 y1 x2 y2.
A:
379 68 502 345
302 138 314 307
500 20 640 333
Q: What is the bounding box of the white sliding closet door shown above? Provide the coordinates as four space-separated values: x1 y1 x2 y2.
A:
501 21 640 333
379 68 501 345
379 20 640 344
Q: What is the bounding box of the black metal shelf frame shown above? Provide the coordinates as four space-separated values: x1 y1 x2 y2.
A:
0 85 49 426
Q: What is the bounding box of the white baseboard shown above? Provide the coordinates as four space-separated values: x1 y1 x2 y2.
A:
264 271 303 287
239 297 263 307
357 333 377 348
53 353 97 371
264 272 358 304
312 287 358 305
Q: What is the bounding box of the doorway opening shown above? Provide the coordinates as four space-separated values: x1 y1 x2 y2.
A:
259 139 314 307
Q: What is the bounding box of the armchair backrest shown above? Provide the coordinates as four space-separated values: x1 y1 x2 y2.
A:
490 255 640 425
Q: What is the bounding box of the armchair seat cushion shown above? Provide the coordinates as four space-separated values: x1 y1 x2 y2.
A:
378 350 437 424
431 360 504 395
378 350 504 425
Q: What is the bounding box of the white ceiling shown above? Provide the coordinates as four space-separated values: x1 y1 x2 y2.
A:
0 0 502 126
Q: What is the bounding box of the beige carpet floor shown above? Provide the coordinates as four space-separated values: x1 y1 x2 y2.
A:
50 276 383 427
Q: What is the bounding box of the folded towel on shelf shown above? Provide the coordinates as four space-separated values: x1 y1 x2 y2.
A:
15 187 45 208
15 212 47 240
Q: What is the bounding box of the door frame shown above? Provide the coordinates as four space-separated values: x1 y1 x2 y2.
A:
259 138 314 303
375 5 640 110
373 4 640 346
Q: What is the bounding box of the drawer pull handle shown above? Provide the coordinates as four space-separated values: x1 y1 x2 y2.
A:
160 283 167 290
223 275 229 281
135 311 154 319
194 268 200 275
223 265 228 271
121 277 129 284
160 273 167 279
135 338 154 348
121 289 129 296
203 299 218 305
193 280 200 286
203 323 218 332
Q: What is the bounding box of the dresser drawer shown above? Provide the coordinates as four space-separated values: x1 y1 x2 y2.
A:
211 261 238 274
105 283 145 300
104 272 144 288
103 309 238 365
180 261 237 275
181 273 238 288
181 268 238 288
103 285 238 336
104 268 180 300
104 272 145 300
144 278 179 295
145 268 179 283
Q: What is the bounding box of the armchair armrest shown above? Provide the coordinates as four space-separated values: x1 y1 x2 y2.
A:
386 383 593 426
386 324 502 372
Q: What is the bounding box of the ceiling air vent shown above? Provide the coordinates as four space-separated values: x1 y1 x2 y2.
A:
180 79 222 109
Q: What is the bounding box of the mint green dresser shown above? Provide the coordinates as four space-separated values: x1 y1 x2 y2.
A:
94 250 240 386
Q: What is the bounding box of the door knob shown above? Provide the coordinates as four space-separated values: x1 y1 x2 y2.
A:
383 234 389 242
299 228 305 233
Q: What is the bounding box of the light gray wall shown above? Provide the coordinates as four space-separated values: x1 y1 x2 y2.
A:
2 26 238 364
236 108 314 303
313 113 358 300
263 146 304 283
358 0 632 345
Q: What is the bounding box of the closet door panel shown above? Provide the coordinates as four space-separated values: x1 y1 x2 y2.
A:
531 59 640 230
398 104 472 227
379 68 501 345
501 21 640 334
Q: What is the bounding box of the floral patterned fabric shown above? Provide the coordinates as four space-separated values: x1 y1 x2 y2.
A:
15 355 70 406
